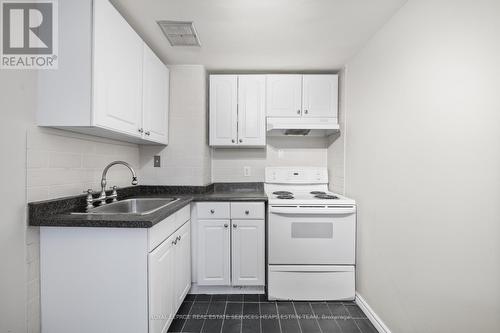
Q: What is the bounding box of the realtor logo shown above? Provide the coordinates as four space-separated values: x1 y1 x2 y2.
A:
1 0 58 69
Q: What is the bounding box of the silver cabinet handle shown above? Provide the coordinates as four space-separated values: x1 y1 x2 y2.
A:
304 110 309 114
297 110 301 114
210 209 215 214
145 131 150 136
239 139 243 143
245 210 249 215
224 224 229 228
138 128 144 133
172 239 177 245
231 139 235 143
233 224 238 228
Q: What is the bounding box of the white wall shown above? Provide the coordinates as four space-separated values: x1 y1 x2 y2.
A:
0 71 35 333
212 137 328 182
140 65 211 185
344 1 500 332
327 69 346 194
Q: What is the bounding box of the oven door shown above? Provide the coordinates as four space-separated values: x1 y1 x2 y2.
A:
268 205 356 265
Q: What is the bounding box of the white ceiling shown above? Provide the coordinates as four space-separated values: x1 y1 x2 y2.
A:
112 0 407 71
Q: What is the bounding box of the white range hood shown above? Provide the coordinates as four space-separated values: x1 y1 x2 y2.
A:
266 117 340 136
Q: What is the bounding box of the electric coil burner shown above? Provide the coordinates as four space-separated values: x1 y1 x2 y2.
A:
314 194 339 199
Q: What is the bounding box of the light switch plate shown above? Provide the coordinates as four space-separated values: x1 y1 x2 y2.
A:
154 156 161 167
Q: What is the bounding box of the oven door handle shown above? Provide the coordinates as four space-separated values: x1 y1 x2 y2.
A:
269 206 356 215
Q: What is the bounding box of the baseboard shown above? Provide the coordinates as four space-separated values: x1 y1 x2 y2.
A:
189 284 265 294
355 293 392 333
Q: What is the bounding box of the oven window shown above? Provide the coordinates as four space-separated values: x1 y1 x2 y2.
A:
291 222 333 239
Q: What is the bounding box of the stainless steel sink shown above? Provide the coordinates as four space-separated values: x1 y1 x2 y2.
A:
72 198 179 215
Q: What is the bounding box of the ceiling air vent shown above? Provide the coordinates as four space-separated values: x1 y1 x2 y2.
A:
157 21 201 47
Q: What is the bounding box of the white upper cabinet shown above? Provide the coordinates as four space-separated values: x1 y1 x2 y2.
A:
142 45 169 144
209 75 238 146
93 0 143 137
302 75 339 118
37 0 169 145
266 74 338 119
237 75 266 146
209 75 266 147
266 75 302 117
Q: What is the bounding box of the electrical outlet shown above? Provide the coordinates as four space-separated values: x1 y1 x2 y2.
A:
244 166 251 177
153 155 161 167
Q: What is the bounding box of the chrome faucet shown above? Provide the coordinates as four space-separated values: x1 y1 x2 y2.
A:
97 161 138 205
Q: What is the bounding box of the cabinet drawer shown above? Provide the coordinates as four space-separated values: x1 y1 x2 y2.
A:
149 205 190 252
196 202 230 219
231 202 265 219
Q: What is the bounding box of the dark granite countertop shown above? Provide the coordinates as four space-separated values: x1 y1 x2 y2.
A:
28 183 267 228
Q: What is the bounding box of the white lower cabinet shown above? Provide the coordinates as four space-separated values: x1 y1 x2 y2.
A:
231 219 265 286
194 202 265 287
197 219 231 285
40 206 191 333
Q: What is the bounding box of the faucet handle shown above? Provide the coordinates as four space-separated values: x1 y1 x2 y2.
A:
83 189 93 194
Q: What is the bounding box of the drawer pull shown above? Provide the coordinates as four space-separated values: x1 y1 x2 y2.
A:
233 224 238 228
210 209 215 214
245 210 250 215
224 224 229 228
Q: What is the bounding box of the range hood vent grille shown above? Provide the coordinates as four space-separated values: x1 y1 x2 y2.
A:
267 117 340 137
157 21 201 47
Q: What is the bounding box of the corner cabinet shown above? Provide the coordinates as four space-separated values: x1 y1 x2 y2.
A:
266 74 338 119
193 202 265 287
39 206 191 333
209 75 266 147
37 0 169 145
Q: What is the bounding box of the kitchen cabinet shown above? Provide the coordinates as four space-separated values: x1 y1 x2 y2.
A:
37 0 169 145
266 75 302 117
40 206 191 333
209 75 266 147
142 45 170 144
231 219 265 286
266 74 338 119
302 75 338 118
197 219 231 285
194 202 265 287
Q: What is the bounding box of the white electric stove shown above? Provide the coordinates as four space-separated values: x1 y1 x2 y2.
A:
265 167 356 301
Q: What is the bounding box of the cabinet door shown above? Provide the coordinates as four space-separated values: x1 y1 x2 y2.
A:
93 0 143 137
197 220 231 285
142 44 169 144
209 75 238 146
174 221 191 309
302 74 338 118
237 75 266 146
266 75 302 117
148 234 176 333
231 219 265 286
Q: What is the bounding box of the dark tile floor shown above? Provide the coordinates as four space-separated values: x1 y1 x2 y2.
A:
168 294 377 333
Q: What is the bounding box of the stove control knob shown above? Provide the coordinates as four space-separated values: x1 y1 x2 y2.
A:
245 210 249 215
210 209 215 214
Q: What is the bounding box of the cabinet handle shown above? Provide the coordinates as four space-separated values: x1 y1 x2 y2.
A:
138 128 144 133
172 239 177 245
245 210 249 215
145 131 150 136
210 209 215 214
297 110 301 114
224 224 228 228
233 224 238 228
239 139 243 143
177 235 181 241
231 139 235 143
304 110 309 114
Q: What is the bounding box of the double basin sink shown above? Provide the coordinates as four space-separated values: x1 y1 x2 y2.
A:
73 198 179 216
